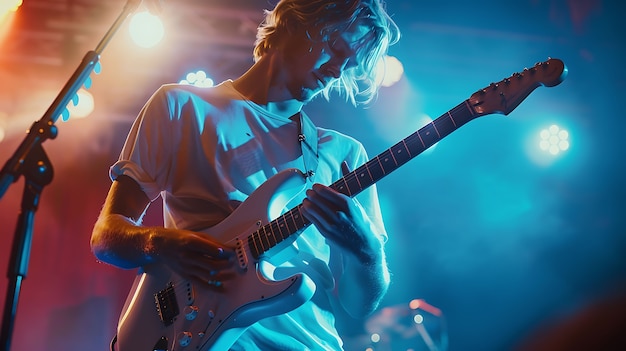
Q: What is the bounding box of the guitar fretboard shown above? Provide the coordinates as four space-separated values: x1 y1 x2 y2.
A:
247 100 478 259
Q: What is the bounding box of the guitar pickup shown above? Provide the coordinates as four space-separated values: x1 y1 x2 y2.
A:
235 238 248 271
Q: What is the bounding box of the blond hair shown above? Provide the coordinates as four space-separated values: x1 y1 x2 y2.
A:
254 0 400 105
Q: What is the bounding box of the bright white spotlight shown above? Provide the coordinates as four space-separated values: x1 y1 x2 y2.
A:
370 333 381 343
129 11 164 48
539 124 569 155
376 55 404 87
1 0 21 14
12 0 22 11
180 70 214 87
1 0 21 26
66 88 95 119
414 314 424 324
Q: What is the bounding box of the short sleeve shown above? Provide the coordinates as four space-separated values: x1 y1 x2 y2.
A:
110 86 174 201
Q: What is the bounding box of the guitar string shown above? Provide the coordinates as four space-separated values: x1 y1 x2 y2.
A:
237 102 470 267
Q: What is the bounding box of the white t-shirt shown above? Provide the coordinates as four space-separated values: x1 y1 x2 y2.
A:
111 81 387 350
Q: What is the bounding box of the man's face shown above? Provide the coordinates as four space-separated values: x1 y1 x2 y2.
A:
280 23 373 102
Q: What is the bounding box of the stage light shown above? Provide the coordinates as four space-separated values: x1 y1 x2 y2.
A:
370 333 381 343
65 88 95 119
539 124 570 155
524 121 575 168
376 55 404 87
1 0 22 16
180 70 214 87
1 0 21 33
129 11 164 48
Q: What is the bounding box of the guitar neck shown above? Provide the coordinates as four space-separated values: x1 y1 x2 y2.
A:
332 100 477 197
248 100 478 258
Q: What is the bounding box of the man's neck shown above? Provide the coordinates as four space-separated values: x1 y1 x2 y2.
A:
231 54 304 119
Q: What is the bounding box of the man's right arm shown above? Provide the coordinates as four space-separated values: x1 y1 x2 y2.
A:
90 174 234 284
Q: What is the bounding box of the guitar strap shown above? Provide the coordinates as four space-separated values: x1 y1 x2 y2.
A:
292 111 319 183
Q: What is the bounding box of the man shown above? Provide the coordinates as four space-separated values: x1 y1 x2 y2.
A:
91 0 400 349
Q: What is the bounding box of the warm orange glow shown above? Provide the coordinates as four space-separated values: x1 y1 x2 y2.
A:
1 0 21 48
409 298 442 316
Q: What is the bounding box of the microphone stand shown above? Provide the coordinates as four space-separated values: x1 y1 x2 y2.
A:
0 1 143 350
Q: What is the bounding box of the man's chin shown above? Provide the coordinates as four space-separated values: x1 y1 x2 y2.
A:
298 89 323 103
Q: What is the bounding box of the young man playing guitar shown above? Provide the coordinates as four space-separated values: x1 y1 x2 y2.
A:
90 0 400 350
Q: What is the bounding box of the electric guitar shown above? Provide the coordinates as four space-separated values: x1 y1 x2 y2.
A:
115 58 567 351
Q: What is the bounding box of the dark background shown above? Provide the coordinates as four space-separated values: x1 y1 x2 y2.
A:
1 0 624 350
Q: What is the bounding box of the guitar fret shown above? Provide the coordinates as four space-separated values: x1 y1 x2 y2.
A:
259 227 270 251
390 142 411 166
353 171 362 190
418 124 440 149
370 156 385 180
357 173 368 190
431 121 441 138
388 144 398 166
264 224 277 247
292 209 304 228
348 175 360 195
401 139 413 157
416 129 426 148
248 234 261 258
447 110 457 127
335 177 351 196
284 211 298 234
436 115 456 140
277 219 288 241
379 150 397 174
255 232 264 252
405 133 425 156
270 220 283 244
463 100 477 119
361 165 374 188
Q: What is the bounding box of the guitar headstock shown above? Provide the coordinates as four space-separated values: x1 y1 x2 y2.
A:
469 58 567 117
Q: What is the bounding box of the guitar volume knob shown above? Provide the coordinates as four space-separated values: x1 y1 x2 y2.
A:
184 305 199 320
177 331 193 347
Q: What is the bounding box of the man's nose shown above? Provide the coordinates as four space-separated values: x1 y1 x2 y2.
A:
327 56 356 78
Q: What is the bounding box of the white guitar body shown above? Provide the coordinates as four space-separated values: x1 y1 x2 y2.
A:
116 169 316 351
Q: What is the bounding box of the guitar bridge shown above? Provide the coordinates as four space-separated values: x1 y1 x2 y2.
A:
154 282 183 326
